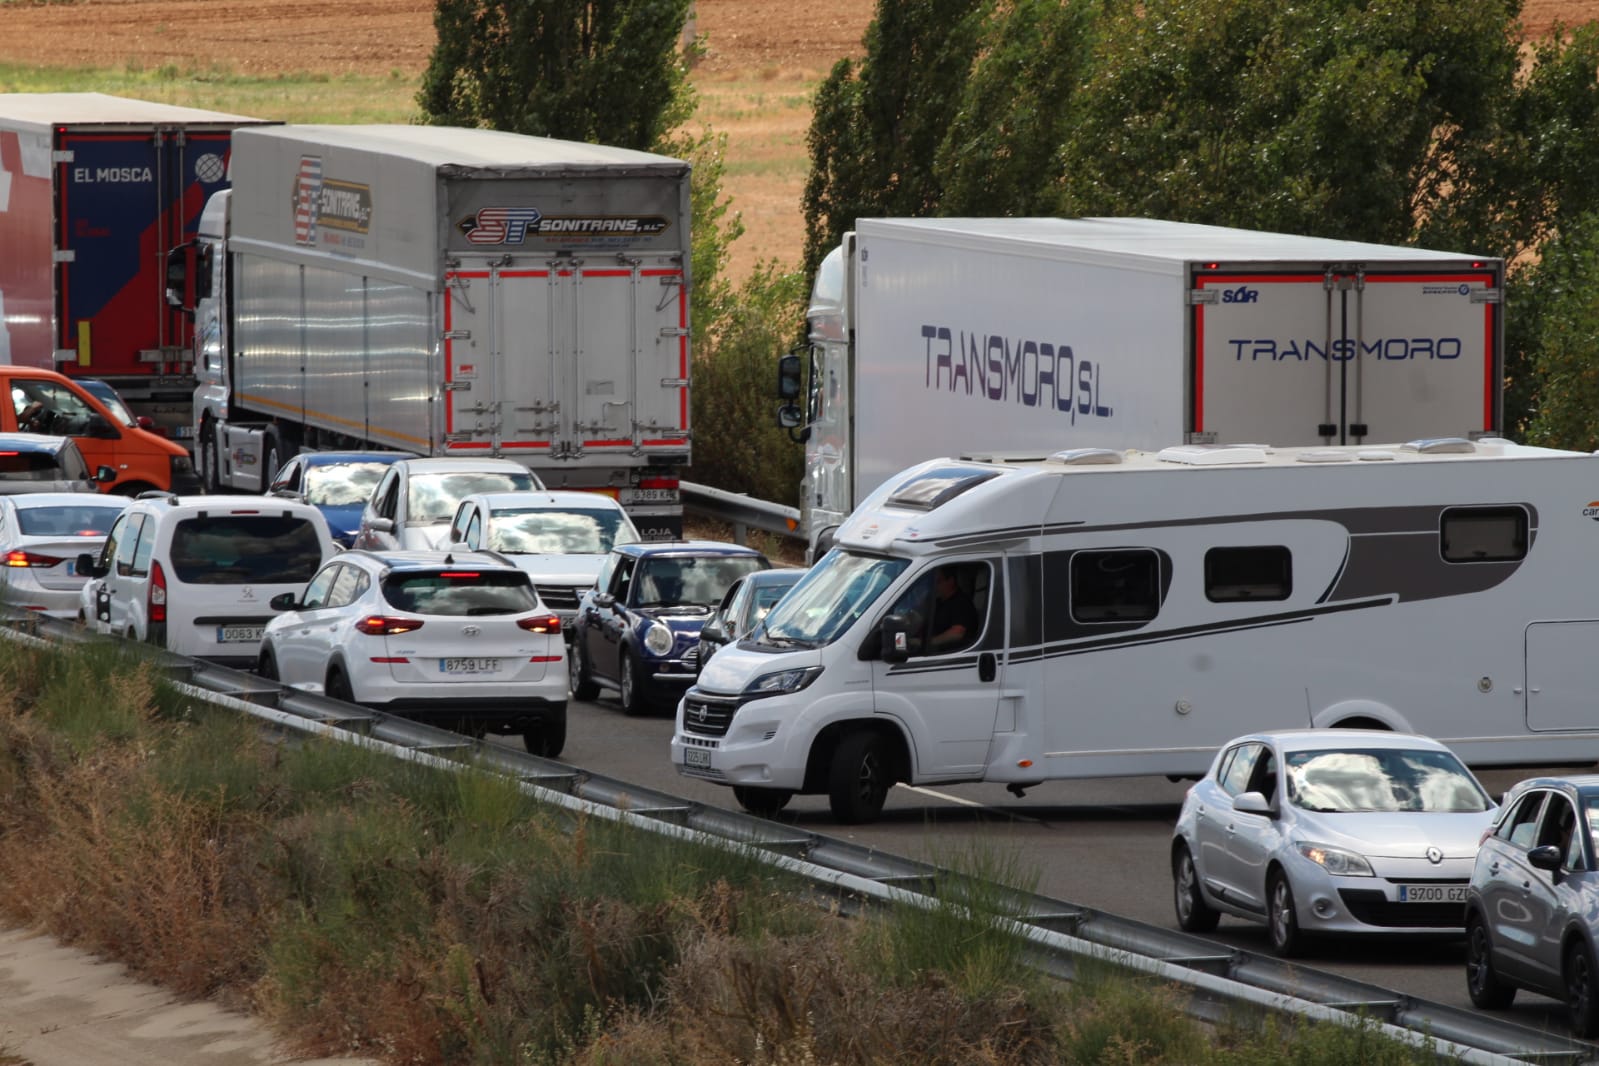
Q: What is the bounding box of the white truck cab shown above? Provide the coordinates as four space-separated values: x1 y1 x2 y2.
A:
674 439 1599 823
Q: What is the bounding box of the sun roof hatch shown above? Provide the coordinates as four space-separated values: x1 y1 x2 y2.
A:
1047 448 1124 466
1400 437 1476 455
1157 444 1271 466
884 466 1004 512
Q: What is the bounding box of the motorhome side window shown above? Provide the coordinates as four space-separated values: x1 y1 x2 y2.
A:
1070 549 1159 623
1440 507 1527 562
1205 546 1291 603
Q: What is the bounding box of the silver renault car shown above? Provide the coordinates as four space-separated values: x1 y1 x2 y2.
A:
1172 728 1497 956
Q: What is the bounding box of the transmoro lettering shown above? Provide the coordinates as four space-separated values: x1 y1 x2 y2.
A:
1226 337 1464 361
920 325 1113 422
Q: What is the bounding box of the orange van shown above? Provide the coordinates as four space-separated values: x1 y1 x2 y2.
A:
0 367 199 495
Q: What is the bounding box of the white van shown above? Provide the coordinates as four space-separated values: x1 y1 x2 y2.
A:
79 494 337 667
673 439 1599 823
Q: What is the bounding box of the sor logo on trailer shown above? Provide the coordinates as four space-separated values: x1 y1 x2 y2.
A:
1221 286 1261 304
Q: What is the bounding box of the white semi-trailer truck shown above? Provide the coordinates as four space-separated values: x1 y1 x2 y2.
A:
172 124 693 539
781 217 1505 557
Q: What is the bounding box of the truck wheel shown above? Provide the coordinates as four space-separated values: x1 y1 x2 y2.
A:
261 430 284 494
569 642 599 701
199 424 221 494
733 786 793 818
618 651 649 716
828 730 892 824
523 706 567 758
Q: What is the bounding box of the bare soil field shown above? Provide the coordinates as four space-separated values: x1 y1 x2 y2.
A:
0 0 1591 279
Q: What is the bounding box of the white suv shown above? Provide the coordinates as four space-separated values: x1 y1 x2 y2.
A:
78 494 337 667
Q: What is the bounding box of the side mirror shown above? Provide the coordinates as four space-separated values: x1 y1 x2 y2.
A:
879 612 913 664
777 351 803 400
367 516 394 534
1528 844 1564 872
269 592 299 611
700 621 726 644
165 243 193 310
76 552 106 578
134 416 158 432
94 466 117 484
1233 791 1274 817
592 592 616 608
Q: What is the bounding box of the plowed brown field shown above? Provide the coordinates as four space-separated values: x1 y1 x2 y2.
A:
0 0 1591 276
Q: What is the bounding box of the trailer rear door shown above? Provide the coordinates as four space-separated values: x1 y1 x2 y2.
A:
1191 265 1501 446
55 126 235 379
442 255 689 467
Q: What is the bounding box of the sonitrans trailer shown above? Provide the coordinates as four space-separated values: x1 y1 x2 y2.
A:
674 437 1599 823
172 124 692 540
780 217 1505 560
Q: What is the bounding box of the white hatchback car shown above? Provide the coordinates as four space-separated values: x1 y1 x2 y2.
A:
353 458 542 552
78 494 338 667
1171 728 1498 956
0 492 129 618
444 490 640 629
257 550 567 756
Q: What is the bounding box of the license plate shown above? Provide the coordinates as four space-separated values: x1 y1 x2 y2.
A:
441 657 501 674
1398 884 1467 903
65 560 75 576
624 488 677 503
216 625 263 643
683 747 711 768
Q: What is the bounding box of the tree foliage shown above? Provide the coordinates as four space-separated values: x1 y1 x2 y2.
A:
418 0 693 147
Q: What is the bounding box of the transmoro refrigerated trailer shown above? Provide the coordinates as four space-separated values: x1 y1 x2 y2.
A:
0 93 272 437
180 124 692 539
782 217 1504 557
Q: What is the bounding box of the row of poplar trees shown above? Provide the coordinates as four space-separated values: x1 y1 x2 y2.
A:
417 0 1599 499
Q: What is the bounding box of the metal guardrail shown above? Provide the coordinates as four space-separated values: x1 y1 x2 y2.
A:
7 612 1597 1065
680 479 804 544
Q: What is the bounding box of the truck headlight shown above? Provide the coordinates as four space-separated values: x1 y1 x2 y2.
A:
1295 842 1374 877
644 621 674 656
744 666 823 697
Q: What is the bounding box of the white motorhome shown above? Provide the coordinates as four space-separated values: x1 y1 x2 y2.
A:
781 218 1505 559
673 438 1599 823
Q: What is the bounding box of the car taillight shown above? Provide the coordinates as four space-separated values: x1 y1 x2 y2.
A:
4 550 62 568
354 616 424 636
148 560 167 624
517 614 562 634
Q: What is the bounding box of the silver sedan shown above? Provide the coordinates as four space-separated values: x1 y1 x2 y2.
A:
1171 728 1498 956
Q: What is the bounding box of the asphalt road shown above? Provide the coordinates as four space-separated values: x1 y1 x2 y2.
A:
523 692 1593 1042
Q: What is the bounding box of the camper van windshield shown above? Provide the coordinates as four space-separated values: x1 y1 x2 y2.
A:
758 550 908 647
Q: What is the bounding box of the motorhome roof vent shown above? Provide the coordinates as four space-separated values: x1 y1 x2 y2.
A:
1156 444 1270 466
1400 437 1476 454
1046 448 1124 466
1296 449 1353 463
1357 449 1397 461
884 466 1004 512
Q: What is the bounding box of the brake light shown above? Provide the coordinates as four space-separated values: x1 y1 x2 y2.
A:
354 616 425 636
438 571 480 579
4 550 62 568
150 560 167 624
638 477 678 490
517 614 562 634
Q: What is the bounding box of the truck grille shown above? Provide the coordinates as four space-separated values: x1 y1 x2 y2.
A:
534 584 583 611
681 691 741 737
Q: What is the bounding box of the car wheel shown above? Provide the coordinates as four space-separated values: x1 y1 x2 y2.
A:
1267 870 1304 957
1172 841 1221 933
1465 911 1516 1009
569 640 599 702
257 649 279 683
1567 938 1599 1038
828 730 892 824
326 667 356 705
619 651 649 716
523 705 567 758
733 786 793 818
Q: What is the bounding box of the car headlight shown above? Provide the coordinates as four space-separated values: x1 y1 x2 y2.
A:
1295 842 1374 877
743 665 824 697
644 621 674 656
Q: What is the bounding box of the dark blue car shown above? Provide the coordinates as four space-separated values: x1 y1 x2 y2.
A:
267 451 416 548
570 540 770 714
